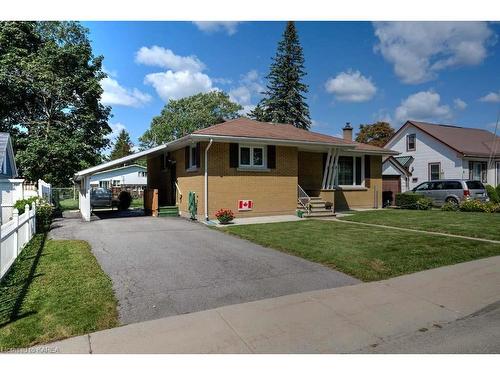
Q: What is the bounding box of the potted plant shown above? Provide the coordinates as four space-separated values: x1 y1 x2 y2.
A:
215 208 235 224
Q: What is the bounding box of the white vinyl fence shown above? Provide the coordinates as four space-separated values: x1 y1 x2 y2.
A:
38 179 52 203
0 202 36 281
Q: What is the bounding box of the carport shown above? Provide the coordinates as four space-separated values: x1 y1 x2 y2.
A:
74 144 169 221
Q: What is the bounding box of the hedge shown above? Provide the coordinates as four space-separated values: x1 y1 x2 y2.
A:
395 192 433 210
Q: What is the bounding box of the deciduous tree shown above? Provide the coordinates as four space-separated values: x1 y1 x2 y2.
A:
355 121 395 147
0 21 111 186
139 91 242 148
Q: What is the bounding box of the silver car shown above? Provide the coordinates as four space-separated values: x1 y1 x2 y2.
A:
412 179 489 206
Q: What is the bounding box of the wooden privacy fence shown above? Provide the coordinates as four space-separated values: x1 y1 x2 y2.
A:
144 189 158 217
0 202 37 281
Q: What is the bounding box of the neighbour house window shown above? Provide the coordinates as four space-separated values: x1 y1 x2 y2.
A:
406 134 416 151
112 180 121 187
428 163 441 180
469 161 487 183
138 171 147 178
337 156 363 186
239 145 265 168
99 181 109 189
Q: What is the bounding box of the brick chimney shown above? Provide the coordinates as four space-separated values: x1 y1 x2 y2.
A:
342 122 353 141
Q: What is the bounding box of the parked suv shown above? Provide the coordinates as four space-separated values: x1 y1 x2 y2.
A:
412 179 489 206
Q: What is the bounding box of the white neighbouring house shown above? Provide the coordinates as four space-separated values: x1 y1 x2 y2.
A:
89 164 147 190
0 133 24 224
383 121 500 193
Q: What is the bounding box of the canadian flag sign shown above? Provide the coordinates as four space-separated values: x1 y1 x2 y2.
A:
238 200 253 211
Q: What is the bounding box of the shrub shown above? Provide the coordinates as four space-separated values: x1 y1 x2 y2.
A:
13 196 53 232
485 185 500 204
117 191 132 210
459 199 490 213
395 192 432 210
415 197 433 210
395 192 422 208
496 185 500 202
441 201 459 211
215 208 235 224
36 200 54 232
13 196 39 214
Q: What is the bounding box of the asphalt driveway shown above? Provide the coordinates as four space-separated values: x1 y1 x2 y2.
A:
51 213 359 324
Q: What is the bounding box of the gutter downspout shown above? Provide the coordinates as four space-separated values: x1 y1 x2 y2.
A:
204 139 213 221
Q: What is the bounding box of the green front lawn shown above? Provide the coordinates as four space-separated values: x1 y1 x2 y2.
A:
221 220 500 282
339 209 500 241
0 235 118 351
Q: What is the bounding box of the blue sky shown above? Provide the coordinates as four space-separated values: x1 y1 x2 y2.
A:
83 21 500 148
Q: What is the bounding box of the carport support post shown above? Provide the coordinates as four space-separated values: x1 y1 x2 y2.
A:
79 176 91 222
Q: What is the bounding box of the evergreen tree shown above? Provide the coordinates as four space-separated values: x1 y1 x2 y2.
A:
110 129 134 160
251 21 311 130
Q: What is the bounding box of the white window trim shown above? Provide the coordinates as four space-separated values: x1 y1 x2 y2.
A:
238 144 267 169
336 155 365 188
407 134 416 151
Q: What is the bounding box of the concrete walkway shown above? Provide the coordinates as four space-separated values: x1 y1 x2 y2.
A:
332 217 500 244
41 255 500 353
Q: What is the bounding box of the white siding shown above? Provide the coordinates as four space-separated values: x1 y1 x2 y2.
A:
386 126 464 190
90 165 147 186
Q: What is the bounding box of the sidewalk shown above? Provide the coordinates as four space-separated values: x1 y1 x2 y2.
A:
40 256 500 354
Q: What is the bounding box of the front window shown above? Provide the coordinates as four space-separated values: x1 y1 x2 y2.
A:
415 182 432 191
407 134 416 151
428 163 440 180
112 180 121 187
336 156 363 186
239 145 265 168
469 161 487 183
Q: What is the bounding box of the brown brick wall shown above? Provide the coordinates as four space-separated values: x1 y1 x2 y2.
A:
298 151 324 196
149 141 383 218
334 155 383 210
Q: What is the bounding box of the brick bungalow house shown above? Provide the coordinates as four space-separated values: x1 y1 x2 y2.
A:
75 118 397 221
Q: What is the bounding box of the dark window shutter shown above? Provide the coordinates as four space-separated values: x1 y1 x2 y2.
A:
364 155 371 188
184 146 190 170
322 152 327 172
195 143 201 167
267 145 276 169
229 143 239 168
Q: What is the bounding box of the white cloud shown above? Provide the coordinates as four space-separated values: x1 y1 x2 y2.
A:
395 90 452 123
453 98 467 110
373 22 495 84
325 70 377 102
228 70 264 115
144 70 215 101
372 109 393 124
107 122 127 140
479 91 500 103
193 22 241 35
101 77 152 107
135 46 205 72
